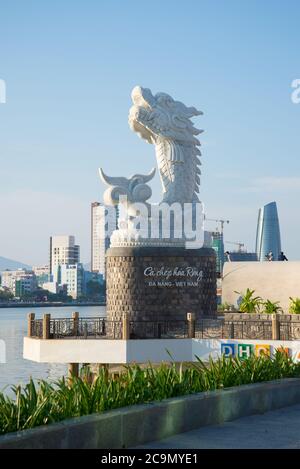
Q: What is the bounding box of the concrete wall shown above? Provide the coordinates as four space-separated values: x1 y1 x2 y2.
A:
23 338 192 363
1 378 300 448
24 337 300 364
222 261 300 312
23 338 127 364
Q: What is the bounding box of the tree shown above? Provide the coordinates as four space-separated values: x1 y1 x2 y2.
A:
86 280 106 299
22 288 73 303
0 289 14 301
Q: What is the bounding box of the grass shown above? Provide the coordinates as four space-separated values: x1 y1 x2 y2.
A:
1 352 300 436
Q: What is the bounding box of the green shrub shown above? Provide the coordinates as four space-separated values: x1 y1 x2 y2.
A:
289 297 300 314
218 302 235 312
263 300 283 314
235 288 262 313
0 352 299 436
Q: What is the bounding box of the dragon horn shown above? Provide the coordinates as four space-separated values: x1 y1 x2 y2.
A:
143 167 156 182
130 167 156 183
99 168 110 185
98 168 129 188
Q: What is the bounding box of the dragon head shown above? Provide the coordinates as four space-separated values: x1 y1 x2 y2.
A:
129 85 203 145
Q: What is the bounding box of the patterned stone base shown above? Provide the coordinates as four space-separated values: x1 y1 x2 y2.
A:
106 246 217 323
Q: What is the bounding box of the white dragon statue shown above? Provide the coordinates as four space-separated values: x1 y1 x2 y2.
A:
128 86 203 205
98 86 204 247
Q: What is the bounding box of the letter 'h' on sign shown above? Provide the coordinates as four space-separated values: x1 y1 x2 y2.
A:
238 344 254 359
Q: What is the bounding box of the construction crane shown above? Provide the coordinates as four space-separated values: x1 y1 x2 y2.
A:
204 216 230 234
226 241 245 253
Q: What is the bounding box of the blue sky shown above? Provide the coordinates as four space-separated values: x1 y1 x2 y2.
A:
1 0 300 264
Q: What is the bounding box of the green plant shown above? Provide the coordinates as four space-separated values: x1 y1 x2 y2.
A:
0 289 14 301
263 300 283 315
0 352 299 436
218 302 235 312
234 288 262 313
289 297 300 314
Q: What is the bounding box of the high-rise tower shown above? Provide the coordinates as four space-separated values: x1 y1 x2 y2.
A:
49 235 80 276
91 202 118 277
255 201 281 261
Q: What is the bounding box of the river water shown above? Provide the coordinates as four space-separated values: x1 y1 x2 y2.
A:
0 306 106 396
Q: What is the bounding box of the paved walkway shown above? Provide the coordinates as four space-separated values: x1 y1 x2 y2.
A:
136 404 300 449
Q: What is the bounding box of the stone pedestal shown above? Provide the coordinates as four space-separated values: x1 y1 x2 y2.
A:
106 247 217 326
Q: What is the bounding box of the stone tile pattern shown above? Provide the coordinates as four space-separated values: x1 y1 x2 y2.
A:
223 313 300 321
106 247 217 323
222 312 300 340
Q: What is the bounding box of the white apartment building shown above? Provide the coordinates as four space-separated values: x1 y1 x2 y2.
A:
1 269 37 296
60 264 84 299
32 264 50 286
32 265 50 276
50 235 80 282
42 281 59 294
91 202 117 278
1 270 16 291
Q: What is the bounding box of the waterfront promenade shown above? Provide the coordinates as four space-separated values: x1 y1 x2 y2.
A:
137 404 300 449
0 305 106 394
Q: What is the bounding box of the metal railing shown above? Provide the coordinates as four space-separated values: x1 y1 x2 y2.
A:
129 320 188 339
28 313 300 341
29 316 190 340
50 317 108 339
195 318 224 339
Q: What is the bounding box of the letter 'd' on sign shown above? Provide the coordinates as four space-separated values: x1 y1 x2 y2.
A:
221 343 235 357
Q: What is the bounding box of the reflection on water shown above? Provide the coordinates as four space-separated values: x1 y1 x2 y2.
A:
0 306 106 396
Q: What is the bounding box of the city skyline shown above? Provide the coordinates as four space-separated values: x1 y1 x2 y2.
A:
1 1 300 264
0 198 285 268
